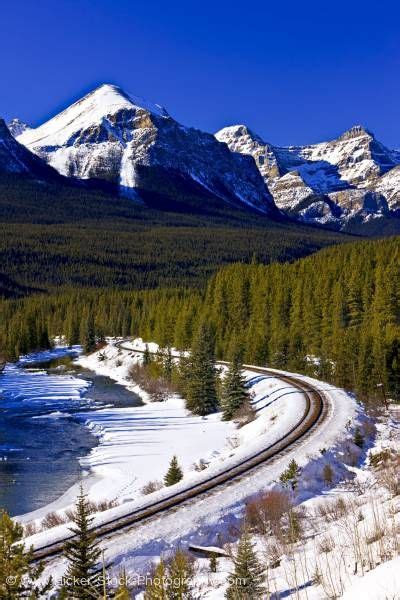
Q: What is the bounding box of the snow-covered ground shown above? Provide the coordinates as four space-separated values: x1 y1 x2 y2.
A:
190 405 400 600
19 339 308 526
18 338 373 600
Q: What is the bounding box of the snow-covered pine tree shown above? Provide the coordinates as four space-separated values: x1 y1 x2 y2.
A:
221 351 249 420
61 485 103 599
186 322 218 415
225 528 265 599
164 456 183 486
0 510 53 599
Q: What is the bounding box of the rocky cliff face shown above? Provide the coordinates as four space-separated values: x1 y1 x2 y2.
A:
216 124 400 230
0 119 59 179
15 85 275 214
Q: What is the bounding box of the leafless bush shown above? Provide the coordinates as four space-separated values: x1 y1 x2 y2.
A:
63 498 118 522
233 399 256 428
128 363 175 401
318 535 335 553
373 450 400 496
316 497 350 523
366 527 385 545
141 480 163 495
322 463 334 486
265 542 282 568
245 489 292 535
23 522 40 537
193 459 209 471
41 511 67 529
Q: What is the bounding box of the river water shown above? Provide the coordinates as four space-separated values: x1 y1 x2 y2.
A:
0 348 141 516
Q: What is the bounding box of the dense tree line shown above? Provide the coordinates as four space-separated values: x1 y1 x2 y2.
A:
0 174 350 294
1 237 399 400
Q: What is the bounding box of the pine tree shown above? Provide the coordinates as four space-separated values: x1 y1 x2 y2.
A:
186 322 218 415
164 456 183 487
221 352 249 420
144 560 167 599
61 485 102 599
167 549 194 600
0 509 53 599
225 528 265 599
279 459 301 491
114 569 131 599
82 311 96 354
143 343 152 366
162 347 173 383
209 554 218 573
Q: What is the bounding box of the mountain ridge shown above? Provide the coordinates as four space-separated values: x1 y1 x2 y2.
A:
12 84 276 215
216 123 400 230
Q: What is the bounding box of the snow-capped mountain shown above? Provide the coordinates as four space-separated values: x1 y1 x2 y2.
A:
15 84 275 214
7 118 31 138
0 118 59 179
216 124 400 229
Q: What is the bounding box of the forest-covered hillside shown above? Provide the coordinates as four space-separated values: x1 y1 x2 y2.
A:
0 175 352 293
1 236 399 400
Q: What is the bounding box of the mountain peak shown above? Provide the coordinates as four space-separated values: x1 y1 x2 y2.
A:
7 118 31 138
338 125 374 141
216 124 265 145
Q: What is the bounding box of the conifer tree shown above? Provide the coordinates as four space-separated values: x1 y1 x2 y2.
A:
82 311 96 354
167 549 194 600
164 456 183 487
279 459 301 491
221 351 249 420
225 528 265 599
61 485 102 599
114 569 131 600
143 343 152 366
186 322 218 416
162 347 173 383
144 559 168 599
0 510 53 599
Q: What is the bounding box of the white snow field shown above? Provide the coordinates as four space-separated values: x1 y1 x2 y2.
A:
19 338 368 600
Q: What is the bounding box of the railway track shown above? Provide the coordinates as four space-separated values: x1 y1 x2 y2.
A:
31 341 328 561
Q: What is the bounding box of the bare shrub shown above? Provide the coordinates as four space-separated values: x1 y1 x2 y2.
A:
193 459 209 472
64 498 118 522
322 463 334 486
318 535 335 553
141 480 163 495
233 399 256 427
316 497 350 523
41 511 67 529
265 542 282 568
375 451 400 496
245 489 292 535
23 522 40 537
366 528 385 545
128 363 175 402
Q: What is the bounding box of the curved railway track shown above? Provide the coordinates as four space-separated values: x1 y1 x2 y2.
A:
31 341 329 561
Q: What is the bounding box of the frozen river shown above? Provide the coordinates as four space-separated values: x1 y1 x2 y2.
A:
0 348 141 516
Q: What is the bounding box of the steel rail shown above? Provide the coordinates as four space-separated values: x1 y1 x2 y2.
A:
30 341 328 561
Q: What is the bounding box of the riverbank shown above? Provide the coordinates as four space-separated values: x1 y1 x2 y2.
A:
19 340 307 529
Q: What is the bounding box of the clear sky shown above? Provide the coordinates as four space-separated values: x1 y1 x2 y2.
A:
1 0 399 147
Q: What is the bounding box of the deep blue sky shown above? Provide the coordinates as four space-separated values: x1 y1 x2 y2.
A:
1 0 399 146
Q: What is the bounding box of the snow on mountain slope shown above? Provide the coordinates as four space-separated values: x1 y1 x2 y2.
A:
0 118 59 179
7 118 31 138
216 124 400 230
16 84 275 213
